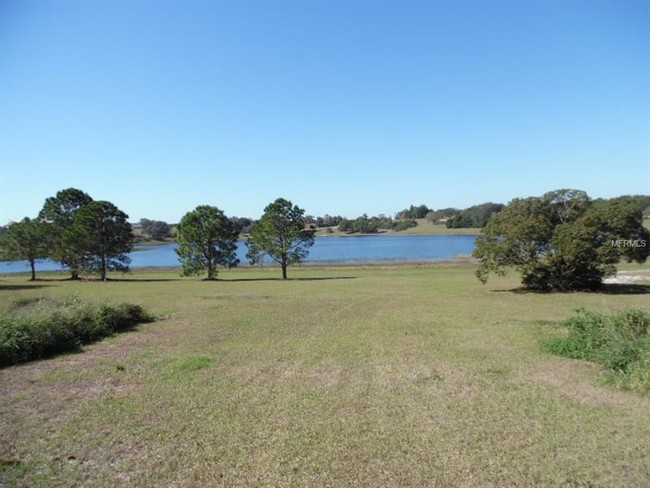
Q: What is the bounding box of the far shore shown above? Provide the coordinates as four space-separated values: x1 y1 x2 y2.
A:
134 220 482 245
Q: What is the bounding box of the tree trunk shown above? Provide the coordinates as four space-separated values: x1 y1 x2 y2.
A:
281 256 287 280
29 258 36 281
101 253 107 282
70 268 80 280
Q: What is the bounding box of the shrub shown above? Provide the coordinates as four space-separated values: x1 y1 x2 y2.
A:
393 219 417 232
0 297 154 367
544 308 650 393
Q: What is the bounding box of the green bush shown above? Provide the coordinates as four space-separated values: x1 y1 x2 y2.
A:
0 297 154 367
544 308 650 393
393 219 417 232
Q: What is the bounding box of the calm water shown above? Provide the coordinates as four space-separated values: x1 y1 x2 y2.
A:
0 235 476 274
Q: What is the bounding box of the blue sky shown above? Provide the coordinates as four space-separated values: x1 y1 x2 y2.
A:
1 0 648 224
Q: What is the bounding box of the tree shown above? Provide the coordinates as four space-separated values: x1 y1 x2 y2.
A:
393 219 417 232
230 216 253 235
352 214 378 233
319 214 343 227
445 202 504 228
337 218 352 233
63 201 134 281
246 198 315 279
474 189 650 291
38 188 93 279
0 218 50 280
396 204 430 219
139 218 172 240
175 205 239 279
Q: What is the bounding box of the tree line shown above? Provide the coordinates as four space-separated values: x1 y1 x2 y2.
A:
337 214 417 234
394 203 504 228
1 189 135 281
2 188 649 289
0 189 315 281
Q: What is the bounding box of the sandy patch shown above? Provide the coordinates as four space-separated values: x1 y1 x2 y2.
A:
603 270 650 285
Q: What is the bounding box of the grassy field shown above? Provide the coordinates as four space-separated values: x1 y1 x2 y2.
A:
1 263 649 487
391 219 480 235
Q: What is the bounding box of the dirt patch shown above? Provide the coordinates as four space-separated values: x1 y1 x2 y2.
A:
525 359 649 410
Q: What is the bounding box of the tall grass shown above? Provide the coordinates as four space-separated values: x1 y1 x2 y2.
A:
545 308 650 393
0 297 154 367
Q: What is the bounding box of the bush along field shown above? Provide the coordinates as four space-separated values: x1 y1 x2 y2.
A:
544 308 650 393
1 264 649 487
0 297 154 367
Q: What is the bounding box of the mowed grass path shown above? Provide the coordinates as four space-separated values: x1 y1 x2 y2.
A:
1 264 649 487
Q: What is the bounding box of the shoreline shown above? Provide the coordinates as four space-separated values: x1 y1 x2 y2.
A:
0 256 480 278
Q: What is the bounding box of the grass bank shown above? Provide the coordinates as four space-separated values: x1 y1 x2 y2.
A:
1 263 649 486
0 297 154 367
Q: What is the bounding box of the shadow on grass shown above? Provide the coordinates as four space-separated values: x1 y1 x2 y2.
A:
1 277 358 284
0 284 51 290
223 276 358 283
104 278 184 283
600 283 650 295
493 283 650 295
3 347 85 370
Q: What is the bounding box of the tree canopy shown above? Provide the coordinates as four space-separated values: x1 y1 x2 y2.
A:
0 218 50 280
445 202 504 228
38 188 93 279
473 189 650 291
139 218 173 240
63 201 134 281
336 214 416 234
396 204 430 219
246 198 315 279
175 205 239 279
230 216 253 235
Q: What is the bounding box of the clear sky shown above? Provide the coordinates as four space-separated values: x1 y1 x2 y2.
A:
0 0 648 224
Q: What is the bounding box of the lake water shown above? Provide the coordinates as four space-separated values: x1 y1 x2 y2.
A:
0 235 476 274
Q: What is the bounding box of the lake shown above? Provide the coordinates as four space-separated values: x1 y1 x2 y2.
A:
0 235 476 274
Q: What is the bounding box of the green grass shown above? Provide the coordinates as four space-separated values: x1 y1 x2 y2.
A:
1 263 649 487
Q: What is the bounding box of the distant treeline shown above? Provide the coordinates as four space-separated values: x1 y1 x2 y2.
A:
395 203 504 228
133 202 504 238
397 196 650 229
337 215 417 234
